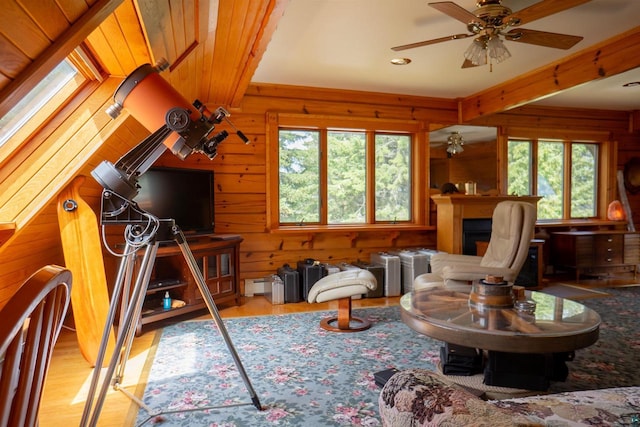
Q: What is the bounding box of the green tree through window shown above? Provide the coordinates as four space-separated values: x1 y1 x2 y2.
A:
278 128 413 226
279 130 320 224
375 134 411 222
571 143 598 218
327 131 366 224
507 138 599 220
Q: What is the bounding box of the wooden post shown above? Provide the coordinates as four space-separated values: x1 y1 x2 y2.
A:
57 176 115 367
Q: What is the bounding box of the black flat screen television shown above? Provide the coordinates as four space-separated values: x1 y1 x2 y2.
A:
134 167 215 235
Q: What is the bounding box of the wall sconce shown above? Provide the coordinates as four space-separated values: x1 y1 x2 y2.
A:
607 200 626 221
446 131 464 157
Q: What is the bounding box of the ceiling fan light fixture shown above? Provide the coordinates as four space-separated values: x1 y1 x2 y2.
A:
464 38 487 66
487 36 511 63
446 131 465 156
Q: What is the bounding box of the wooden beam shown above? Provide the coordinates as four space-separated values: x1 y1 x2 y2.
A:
228 0 287 108
207 0 287 107
460 26 640 123
0 0 124 118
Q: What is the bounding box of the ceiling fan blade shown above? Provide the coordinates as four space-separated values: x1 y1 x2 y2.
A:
461 58 480 69
506 0 592 27
429 2 483 25
504 28 583 50
391 33 472 51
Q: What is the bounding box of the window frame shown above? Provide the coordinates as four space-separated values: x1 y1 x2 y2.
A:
504 128 612 222
266 113 430 232
0 46 102 168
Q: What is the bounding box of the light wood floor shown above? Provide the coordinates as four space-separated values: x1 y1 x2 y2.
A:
39 295 401 427
38 272 638 426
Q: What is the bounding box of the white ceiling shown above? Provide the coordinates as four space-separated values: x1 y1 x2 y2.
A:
253 0 640 112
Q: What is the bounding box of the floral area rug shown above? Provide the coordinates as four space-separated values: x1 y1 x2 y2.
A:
136 306 439 426
548 286 640 393
136 286 640 426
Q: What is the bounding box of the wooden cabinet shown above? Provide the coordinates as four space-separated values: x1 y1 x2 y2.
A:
550 231 639 280
134 235 242 332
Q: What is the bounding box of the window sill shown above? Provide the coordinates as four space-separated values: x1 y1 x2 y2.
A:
270 224 435 248
271 224 435 233
535 219 627 228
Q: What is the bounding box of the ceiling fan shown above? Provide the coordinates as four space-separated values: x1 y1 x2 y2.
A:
391 0 591 69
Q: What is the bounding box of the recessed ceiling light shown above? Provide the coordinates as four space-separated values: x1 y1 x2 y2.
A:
391 58 411 65
623 81 640 87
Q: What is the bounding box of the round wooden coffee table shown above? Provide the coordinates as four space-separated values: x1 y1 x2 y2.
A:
400 288 601 354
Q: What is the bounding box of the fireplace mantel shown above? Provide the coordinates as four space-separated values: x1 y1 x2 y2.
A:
431 194 541 254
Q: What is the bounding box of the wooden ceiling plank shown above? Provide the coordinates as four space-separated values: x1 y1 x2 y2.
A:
0 33 31 80
95 13 138 75
209 0 285 107
54 0 90 23
460 26 640 122
85 27 126 77
0 0 124 118
112 0 151 67
182 0 197 48
209 0 264 105
216 0 274 105
169 0 187 56
229 0 287 108
208 0 240 104
136 0 175 65
17 0 70 41
1 0 51 58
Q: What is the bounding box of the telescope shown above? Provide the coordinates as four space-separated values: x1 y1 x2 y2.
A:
92 59 248 206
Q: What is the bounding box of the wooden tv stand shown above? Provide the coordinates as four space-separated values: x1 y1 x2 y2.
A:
124 234 242 334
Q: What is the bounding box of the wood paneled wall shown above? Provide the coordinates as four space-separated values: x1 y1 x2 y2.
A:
0 110 144 310
150 83 639 293
147 83 463 292
1 77 638 307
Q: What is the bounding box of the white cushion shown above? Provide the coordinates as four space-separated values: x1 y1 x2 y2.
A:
307 269 377 303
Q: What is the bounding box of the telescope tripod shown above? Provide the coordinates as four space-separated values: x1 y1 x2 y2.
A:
80 219 262 426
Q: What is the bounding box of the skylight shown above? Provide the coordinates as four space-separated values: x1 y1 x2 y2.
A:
0 60 79 148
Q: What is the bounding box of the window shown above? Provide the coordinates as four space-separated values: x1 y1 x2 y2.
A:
272 115 422 228
279 129 321 224
374 134 411 222
507 138 599 220
0 47 99 164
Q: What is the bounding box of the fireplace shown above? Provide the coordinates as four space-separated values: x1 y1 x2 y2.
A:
462 218 492 255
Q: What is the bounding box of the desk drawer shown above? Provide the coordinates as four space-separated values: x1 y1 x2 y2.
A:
594 234 623 264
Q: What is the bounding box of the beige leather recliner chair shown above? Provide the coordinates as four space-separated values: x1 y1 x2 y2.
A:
414 201 537 293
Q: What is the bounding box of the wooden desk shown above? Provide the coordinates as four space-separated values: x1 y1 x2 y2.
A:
550 230 640 281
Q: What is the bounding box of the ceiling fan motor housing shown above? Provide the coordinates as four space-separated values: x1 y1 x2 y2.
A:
469 2 514 33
